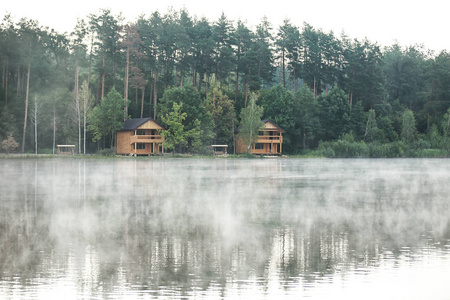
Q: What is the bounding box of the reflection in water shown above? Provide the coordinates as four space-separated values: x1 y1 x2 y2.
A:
0 158 450 299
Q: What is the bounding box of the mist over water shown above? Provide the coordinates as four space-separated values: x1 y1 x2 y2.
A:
0 158 449 299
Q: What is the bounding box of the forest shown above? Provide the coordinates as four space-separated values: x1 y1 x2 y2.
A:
2 8 450 157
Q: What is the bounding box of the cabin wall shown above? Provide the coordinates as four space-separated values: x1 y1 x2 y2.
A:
116 131 133 154
235 138 248 154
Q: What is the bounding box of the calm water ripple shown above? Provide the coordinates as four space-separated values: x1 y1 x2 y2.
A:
0 158 450 299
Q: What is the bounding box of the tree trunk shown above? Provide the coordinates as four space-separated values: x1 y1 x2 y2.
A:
135 87 138 104
17 65 21 97
235 44 241 102
83 92 87 155
33 96 37 155
282 50 286 89
313 76 316 98
244 81 248 108
75 64 81 154
192 69 197 87
3 60 8 107
349 90 353 108
124 45 129 120
153 70 159 120
1 61 4 89
88 33 94 85
21 63 30 153
174 65 178 87
198 72 203 94
140 87 145 118
205 73 209 99
180 70 184 88
293 69 298 92
101 52 106 100
235 71 239 103
53 106 56 154
96 76 101 103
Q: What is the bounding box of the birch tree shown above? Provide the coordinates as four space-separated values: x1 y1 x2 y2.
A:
18 19 41 153
29 96 41 154
80 80 94 154
71 19 87 153
237 93 264 151
73 68 81 153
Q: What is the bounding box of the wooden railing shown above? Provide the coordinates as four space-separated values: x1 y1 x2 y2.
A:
256 136 283 143
130 135 164 143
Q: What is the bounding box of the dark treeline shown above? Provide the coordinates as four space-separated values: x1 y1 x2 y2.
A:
2 8 450 156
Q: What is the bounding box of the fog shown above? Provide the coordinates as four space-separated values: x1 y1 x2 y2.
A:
0 158 449 299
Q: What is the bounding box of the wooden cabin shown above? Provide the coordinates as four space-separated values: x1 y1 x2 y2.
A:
116 118 165 155
235 120 285 155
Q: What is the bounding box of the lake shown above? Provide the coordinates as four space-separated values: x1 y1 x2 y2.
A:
0 158 449 299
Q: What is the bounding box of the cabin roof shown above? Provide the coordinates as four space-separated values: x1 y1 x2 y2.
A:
119 117 165 131
234 119 285 134
262 120 285 133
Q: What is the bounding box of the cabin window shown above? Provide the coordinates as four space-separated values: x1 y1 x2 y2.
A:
136 129 146 135
259 131 264 136
136 143 146 150
255 143 264 150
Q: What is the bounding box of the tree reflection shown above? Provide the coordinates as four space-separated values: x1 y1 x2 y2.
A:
0 158 450 298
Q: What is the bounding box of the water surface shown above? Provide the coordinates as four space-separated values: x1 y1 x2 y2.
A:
0 158 449 299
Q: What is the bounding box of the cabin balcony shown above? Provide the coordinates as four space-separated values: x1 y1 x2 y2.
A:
130 135 164 144
256 135 283 143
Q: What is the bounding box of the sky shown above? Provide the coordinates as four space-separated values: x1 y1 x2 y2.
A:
2 0 449 53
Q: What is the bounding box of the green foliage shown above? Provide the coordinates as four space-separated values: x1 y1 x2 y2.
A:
401 109 417 144
383 44 427 111
160 102 203 153
3 10 450 155
316 137 369 158
237 93 264 152
342 38 386 111
259 85 297 151
159 102 187 152
205 87 236 146
97 148 116 156
158 86 213 153
317 87 351 141
295 86 320 149
348 101 366 139
442 108 450 150
0 107 17 140
187 118 204 154
423 52 450 117
427 124 443 149
364 109 385 142
88 88 124 146
367 141 406 158
377 115 399 142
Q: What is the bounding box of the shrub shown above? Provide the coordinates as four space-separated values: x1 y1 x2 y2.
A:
97 148 116 156
1 133 19 154
368 142 405 158
316 139 369 158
